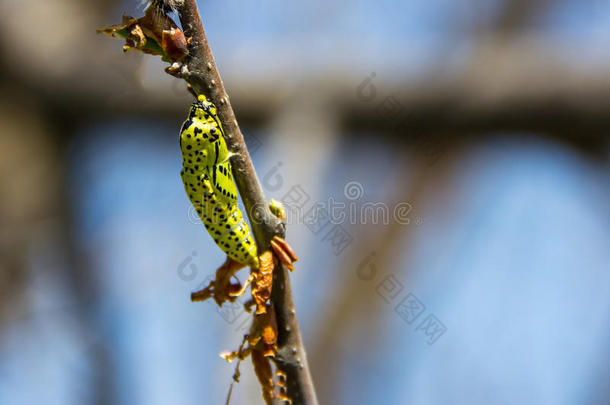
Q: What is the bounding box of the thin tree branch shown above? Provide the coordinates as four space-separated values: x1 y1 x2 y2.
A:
175 1 318 404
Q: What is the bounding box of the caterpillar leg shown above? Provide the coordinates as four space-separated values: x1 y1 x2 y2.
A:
191 256 248 306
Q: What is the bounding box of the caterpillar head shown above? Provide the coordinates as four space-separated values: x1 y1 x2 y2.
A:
194 95 218 118
180 94 230 168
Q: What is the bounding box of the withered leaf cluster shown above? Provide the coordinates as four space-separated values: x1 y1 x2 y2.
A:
98 6 188 63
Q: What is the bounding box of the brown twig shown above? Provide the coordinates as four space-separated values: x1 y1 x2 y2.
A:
175 1 318 403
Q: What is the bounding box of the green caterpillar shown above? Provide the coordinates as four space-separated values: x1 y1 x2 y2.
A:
180 95 259 268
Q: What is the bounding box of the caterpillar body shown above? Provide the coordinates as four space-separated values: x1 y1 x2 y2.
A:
180 95 259 268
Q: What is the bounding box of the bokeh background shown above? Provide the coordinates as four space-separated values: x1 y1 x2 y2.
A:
1 0 609 404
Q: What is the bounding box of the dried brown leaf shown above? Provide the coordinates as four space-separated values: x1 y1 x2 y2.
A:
252 349 274 405
98 6 188 63
252 251 274 314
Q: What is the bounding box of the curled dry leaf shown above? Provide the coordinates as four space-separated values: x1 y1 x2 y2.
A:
250 306 278 357
270 235 299 272
98 5 188 63
191 257 246 306
252 251 274 314
190 249 287 404
221 308 279 405
252 349 275 405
